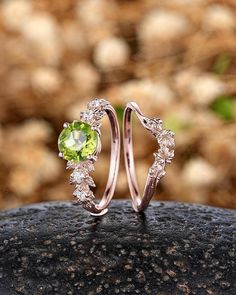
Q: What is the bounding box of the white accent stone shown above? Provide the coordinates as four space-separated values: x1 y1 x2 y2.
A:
88 98 108 110
81 110 94 122
71 171 85 183
73 190 87 201
88 99 102 110
158 130 175 148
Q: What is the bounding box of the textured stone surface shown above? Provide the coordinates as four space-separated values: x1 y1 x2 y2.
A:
0 201 235 295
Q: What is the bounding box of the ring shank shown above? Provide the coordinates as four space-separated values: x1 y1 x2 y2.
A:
123 102 157 212
89 105 120 216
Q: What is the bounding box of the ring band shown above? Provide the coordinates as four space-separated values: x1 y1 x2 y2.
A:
58 98 120 216
123 102 175 212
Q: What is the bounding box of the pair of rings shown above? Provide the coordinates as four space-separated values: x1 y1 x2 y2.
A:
58 98 175 216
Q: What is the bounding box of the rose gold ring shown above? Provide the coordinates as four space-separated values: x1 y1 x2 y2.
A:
58 98 120 216
123 102 175 212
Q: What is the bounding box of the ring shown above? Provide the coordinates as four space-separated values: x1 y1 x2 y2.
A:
123 102 175 212
58 98 120 216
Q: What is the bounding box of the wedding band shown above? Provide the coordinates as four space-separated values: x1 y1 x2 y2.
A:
58 98 120 216
123 102 175 212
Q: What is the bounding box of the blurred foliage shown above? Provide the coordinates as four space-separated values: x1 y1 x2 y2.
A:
211 95 235 121
114 105 125 124
213 54 232 75
163 115 192 133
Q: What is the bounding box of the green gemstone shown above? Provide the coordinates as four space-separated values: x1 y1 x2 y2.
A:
58 121 98 162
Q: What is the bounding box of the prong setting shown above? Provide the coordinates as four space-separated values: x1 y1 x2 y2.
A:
63 122 69 128
58 98 110 208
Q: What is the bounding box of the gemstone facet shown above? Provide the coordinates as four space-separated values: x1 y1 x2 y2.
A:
58 121 98 162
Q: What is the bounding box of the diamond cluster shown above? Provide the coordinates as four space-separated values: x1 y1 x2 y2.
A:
65 98 109 207
145 118 175 180
80 98 109 131
66 159 96 208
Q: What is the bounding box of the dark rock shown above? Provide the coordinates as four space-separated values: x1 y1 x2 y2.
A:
0 201 235 295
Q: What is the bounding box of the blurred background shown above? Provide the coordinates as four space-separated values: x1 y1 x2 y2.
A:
0 0 235 210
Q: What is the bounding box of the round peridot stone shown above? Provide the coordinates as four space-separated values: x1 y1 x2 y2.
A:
58 121 98 162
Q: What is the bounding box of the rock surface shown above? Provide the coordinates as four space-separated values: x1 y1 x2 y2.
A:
0 201 235 295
